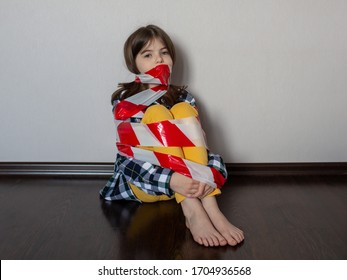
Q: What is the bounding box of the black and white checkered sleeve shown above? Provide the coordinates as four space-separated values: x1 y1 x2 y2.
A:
118 154 175 197
207 151 228 182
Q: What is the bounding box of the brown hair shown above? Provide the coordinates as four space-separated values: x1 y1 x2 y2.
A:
111 25 186 106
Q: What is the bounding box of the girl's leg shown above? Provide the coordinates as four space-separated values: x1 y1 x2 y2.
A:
170 102 228 246
170 103 221 202
170 102 207 164
171 102 244 246
201 196 244 246
128 104 183 203
180 197 227 247
141 104 184 158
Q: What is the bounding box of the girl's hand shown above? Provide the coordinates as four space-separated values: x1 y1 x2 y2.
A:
169 172 214 199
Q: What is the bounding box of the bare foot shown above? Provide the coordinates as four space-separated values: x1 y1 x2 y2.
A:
180 198 228 247
202 196 244 246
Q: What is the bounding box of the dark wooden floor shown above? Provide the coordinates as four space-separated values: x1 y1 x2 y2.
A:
0 175 346 260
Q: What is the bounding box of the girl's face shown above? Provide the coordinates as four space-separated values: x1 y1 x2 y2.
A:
135 37 173 74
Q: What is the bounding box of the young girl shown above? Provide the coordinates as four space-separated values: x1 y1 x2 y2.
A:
100 25 244 247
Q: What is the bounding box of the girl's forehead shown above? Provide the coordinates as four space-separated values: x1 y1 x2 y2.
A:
142 37 166 50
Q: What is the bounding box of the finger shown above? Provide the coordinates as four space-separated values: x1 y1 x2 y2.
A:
195 185 206 197
188 188 200 198
199 190 211 199
201 186 214 199
204 187 214 196
188 192 197 198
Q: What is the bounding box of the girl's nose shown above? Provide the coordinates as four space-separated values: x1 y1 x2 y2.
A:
156 54 164 63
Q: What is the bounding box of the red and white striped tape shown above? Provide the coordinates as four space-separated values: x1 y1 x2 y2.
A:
115 116 208 148
117 144 225 188
114 88 167 120
115 64 225 188
115 64 170 120
134 63 171 86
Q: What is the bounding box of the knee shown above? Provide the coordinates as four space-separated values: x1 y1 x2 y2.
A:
142 104 173 124
171 102 198 119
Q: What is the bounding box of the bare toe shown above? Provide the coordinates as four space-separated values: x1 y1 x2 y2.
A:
227 237 238 246
181 199 227 247
219 238 228 246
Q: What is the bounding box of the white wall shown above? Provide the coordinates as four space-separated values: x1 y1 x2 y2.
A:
1 0 346 163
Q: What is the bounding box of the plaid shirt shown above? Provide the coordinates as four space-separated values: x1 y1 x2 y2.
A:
100 91 228 202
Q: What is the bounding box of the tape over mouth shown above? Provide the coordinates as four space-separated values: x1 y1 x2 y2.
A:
135 64 171 86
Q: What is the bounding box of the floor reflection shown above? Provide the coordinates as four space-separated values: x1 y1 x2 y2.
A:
100 199 186 259
100 198 237 259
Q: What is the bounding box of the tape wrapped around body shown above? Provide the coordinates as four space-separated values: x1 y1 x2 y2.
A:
114 64 226 188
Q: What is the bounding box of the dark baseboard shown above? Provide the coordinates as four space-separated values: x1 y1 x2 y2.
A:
0 162 113 177
226 162 347 176
0 162 346 177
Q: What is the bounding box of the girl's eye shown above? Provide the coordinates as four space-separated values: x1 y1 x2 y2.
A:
144 53 152 58
161 50 169 55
